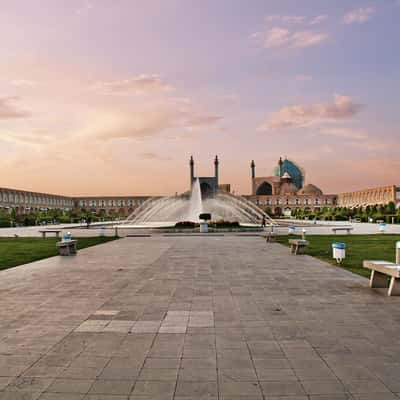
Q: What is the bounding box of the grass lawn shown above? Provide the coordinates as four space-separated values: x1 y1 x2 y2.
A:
0 236 118 271
275 234 400 278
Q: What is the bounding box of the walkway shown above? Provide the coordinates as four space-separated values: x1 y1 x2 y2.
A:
0 236 400 399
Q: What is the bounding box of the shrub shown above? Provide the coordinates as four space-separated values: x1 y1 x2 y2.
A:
175 221 197 228
214 220 240 228
0 218 10 227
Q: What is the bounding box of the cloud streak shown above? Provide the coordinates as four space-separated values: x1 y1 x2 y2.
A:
343 8 375 24
260 95 364 130
88 105 223 141
255 27 328 49
309 15 328 25
0 97 31 119
264 15 306 24
93 75 174 95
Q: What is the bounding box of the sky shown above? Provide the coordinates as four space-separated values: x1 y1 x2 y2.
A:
1 0 399 196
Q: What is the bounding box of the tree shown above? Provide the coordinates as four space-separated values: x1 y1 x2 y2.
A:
386 201 396 214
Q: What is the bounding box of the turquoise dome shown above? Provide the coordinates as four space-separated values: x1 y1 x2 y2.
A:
274 158 304 190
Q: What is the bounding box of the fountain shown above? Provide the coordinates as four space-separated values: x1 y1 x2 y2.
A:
187 178 202 222
124 181 273 227
121 156 275 228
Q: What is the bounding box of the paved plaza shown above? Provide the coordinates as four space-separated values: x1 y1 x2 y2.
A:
1 236 400 399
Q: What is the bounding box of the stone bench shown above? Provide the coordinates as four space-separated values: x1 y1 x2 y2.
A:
56 240 77 256
332 227 353 234
363 260 400 296
39 230 61 238
289 239 309 255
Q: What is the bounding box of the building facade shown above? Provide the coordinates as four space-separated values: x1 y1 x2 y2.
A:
190 155 220 198
337 185 400 208
0 187 74 214
245 158 337 216
73 196 152 217
0 187 151 218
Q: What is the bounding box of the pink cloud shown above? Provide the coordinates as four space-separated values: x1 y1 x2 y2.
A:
260 95 364 130
309 15 328 25
264 15 306 24
0 97 30 119
343 7 375 24
93 75 174 95
261 27 327 49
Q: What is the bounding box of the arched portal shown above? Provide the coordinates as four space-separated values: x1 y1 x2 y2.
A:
200 182 213 199
256 182 273 196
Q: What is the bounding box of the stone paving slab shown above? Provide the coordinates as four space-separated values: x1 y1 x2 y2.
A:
0 236 400 399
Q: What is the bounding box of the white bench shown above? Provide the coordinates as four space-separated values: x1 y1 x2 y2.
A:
39 229 61 238
363 260 400 296
289 239 309 255
332 227 353 234
56 240 77 256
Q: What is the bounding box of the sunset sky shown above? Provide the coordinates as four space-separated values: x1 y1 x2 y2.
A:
1 0 399 196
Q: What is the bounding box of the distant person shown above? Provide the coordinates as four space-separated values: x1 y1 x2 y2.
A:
261 216 266 228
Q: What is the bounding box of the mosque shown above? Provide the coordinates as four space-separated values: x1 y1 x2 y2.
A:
244 157 337 216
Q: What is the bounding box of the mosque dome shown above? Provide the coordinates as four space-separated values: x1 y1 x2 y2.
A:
297 184 323 196
273 158 304 190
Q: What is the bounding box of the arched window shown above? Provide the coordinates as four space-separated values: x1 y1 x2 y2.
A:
256 182 272 196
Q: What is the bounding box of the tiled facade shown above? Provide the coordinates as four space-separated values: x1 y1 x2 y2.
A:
0 187 73 213
73 196 154 217
0 187 153 217
244 193 337 216
337 185 400 208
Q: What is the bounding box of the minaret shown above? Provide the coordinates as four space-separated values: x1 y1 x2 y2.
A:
214 155 219 190
251 160 255 179
190 155 194 189
278 156 283 176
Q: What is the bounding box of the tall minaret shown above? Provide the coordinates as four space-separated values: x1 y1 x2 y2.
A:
251 160 255 179
214 155 219 189
190 155 194 189
278 156 283 176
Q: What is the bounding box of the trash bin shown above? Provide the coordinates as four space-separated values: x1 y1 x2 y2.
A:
332 242 346 263
199 213 211 233
63 232 72 241
199 222 208 233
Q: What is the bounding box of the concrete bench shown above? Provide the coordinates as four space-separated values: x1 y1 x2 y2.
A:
39 230 61 238
332 227 353 234
56 240 77 256
363 260 400 296
289 239 309 255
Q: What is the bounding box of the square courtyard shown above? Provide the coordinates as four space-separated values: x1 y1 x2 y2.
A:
0 236 400 399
